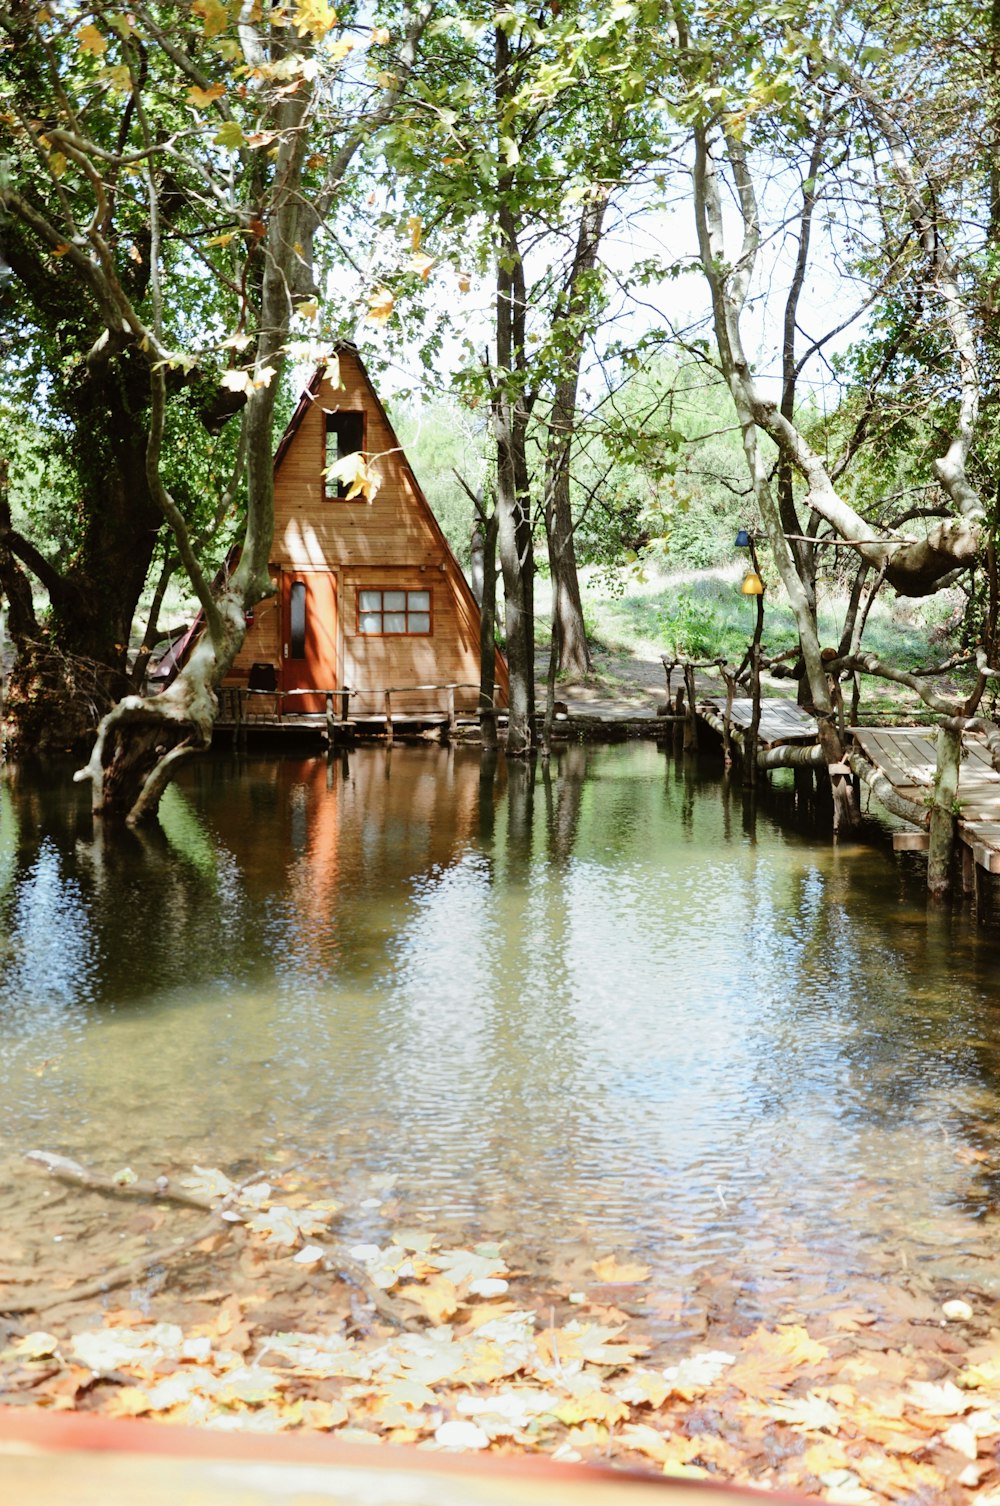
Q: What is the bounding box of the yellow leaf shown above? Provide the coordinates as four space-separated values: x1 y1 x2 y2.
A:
77 23 107 55
207 232 236 247
326 451 381 503
103 62 133 93
51 243 71 257
296 299 319 321
375 70 398 89
48 151 67 179
192 0 229 38
402 1275 457 1325
553 1391 629 1426
291 0 338 37
371 26 390 44
592 1255 652 1284
328 37 354 59
187 83 226 107
407 214 422 250
367 286 394 323
16 1331 60 1360
620 1422 674 1464
458 271 471 293
408 251 436 282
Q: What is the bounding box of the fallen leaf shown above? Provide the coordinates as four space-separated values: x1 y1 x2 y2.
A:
435 1419 489 1449
592 1255 652 1284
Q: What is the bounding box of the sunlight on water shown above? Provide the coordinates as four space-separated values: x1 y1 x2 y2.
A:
3 743 1000 1336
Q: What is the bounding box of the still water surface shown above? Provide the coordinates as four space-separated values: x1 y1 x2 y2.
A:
3 743 1000 1337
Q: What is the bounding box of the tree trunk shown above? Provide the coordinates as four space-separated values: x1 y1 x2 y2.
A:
928 721 962 895
479 509 499 749
542 191 607 680
493 26 535 755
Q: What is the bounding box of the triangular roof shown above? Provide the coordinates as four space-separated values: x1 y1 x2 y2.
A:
153 347 507 699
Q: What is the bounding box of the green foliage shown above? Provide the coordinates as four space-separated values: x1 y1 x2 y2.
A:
391 398 490 566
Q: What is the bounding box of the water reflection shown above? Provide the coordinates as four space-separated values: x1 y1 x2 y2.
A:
3 744 1000 1333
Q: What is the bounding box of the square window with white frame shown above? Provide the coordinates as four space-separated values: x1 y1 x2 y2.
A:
357 589 432 636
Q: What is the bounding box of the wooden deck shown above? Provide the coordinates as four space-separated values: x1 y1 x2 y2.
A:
850 726 1000 873
699 696 819 749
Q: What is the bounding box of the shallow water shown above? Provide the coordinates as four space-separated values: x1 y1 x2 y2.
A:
3 743 1000 1341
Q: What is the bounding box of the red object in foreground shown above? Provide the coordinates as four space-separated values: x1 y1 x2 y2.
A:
0 1407 816 1506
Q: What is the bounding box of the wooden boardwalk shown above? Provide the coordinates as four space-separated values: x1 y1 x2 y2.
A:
850 726 1000 874
699 696 819 749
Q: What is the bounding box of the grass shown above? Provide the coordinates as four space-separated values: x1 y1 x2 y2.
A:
532 564 970 722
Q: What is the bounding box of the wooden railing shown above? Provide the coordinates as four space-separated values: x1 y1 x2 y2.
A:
226 682 498 744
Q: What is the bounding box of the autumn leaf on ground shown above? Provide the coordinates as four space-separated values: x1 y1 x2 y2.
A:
14 1331 60 1360
401 1275 458 1325
181 1165 235 1202
906 1379 972 1417
619 1422 675 1464
430 1247 507 1286
552 1389 629 1426
824 1306 878 1332
662 1349 735 1399
614 1367 672 1408
592 1254 652 1284
534 1320 645 1372
455 1387 561 1437
727 1324 829 1399
767 1391 841 1433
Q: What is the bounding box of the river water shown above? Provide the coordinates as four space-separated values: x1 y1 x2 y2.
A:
3 742 1000 1341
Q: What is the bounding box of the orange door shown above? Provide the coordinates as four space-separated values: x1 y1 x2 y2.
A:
281 570 337 713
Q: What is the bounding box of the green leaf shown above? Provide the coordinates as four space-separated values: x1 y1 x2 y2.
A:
214 120 246 151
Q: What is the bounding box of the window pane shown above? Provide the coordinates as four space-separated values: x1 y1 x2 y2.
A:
408 613 430 635
383 591 406 611
407 590 430 611
289 580 306 658
384 612 406 633
359 612 382 634
359 590 382 611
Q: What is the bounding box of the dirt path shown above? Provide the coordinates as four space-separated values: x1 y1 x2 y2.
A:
533 645 721 722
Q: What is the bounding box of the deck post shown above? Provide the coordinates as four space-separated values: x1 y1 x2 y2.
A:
720 667 735 768
324 692 334 750
384 688 394 744
446 684 456 738
673 685 685 756
745 643 762 789
928 721 962 895
339 688 350 722
683 664 697 753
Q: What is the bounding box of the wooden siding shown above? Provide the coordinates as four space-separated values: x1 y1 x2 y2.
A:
226 349 506 713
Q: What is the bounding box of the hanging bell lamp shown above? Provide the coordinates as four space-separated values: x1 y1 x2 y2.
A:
741 570 764 596
735 528 751 548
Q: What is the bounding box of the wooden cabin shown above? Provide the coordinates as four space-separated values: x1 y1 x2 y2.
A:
208 347 507 725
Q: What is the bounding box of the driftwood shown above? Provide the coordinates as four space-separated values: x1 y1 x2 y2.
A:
755 743 826 770
10 1151 421 1331
846 749 929 827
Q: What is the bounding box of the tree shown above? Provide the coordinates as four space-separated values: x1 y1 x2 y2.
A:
380 0 659 747
0 0 430 820
670 0 1000 836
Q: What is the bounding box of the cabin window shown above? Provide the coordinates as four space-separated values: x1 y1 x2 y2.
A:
325 412 366 499
357 589 432 636
289 579 307 658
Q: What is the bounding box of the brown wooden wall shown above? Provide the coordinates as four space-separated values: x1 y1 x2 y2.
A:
227 350 506 713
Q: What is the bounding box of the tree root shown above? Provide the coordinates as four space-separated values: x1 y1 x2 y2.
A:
9 1151 422 1331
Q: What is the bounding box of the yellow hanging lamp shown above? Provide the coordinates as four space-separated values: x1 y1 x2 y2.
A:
741 570 764 596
